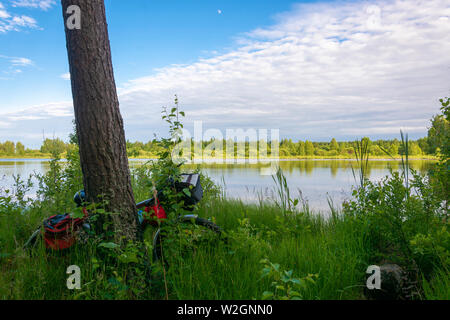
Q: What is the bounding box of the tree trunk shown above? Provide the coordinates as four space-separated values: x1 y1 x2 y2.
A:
61 0 139 242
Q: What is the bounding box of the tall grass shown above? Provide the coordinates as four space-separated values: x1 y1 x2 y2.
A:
400 130 410 193
351 138 370 189
171 197 370 300
0 166 372 300
272 167 294 215
422 267 450 300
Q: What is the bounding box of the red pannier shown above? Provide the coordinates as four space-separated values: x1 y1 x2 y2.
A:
43 208 88 250
142 200 167 226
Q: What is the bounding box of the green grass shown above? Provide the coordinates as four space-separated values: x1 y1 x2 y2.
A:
181 199 370 300
0 191 371 300
422 267 450 300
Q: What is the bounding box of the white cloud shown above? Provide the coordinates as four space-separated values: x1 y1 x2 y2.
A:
0 14 37 32
10 56 33 66
0 2 11 19
60 72 70 80
0 120 12 128
0 55 33 75
0 1 45 33
0 102 74 146
11 14 36 26
117 0 450 141
3 101 73 120
10 0 56 11
342 126 427 135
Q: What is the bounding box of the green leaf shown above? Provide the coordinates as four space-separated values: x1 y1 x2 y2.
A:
289 290 301 297
71 207 85 219
183 188 191 197
306 277 316 284
118 252 139 264
262 291 274 300
284 270 293 277
98 242 119 249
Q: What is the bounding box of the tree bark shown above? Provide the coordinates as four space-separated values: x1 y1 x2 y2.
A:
61 0 139 242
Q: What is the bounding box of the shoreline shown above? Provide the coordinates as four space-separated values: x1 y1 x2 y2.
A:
0 156 438 161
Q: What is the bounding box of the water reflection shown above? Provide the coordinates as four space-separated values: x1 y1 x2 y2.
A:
0 159 436 213
176 159 435 212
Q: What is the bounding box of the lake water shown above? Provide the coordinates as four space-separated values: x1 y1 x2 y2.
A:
0 159 435 214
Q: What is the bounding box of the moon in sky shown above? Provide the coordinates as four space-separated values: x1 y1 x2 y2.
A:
217 9 222 14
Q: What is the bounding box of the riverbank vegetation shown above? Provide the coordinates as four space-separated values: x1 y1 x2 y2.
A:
0 98 448 300
0 129 441 160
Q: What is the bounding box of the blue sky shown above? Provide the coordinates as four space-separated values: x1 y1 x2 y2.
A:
1 0 450 147
1 0 301 110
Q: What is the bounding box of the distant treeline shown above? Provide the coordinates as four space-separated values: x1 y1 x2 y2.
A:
0 138 77 158
0 135 439 158
124 137 432 158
